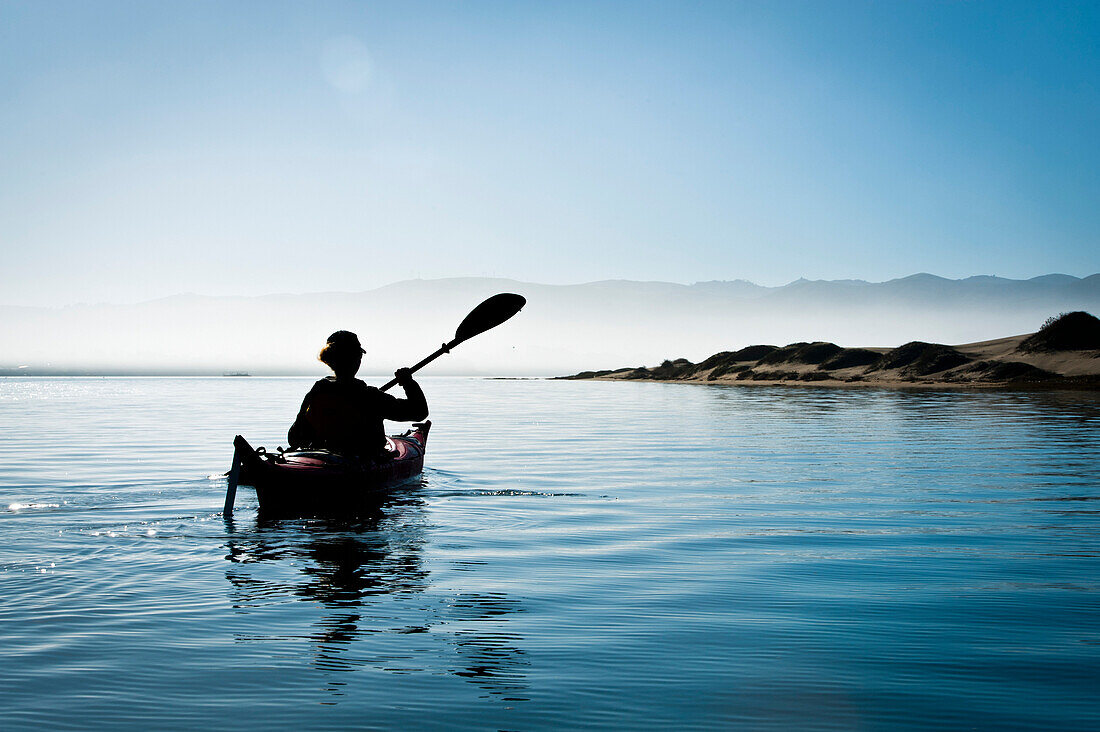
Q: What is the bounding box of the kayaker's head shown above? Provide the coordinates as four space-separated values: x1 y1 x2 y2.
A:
319 330 365 378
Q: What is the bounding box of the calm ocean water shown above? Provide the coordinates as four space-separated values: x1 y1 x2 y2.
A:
1 376 1099 730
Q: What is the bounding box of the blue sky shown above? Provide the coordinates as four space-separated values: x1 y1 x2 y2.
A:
1 0 1097 305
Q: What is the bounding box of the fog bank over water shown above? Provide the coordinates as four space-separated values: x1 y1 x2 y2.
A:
2 275 1098 376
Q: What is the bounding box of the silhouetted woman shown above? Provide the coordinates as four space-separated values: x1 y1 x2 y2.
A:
288 330 428 458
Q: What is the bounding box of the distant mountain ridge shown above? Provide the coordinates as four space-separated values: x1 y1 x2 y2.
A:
1 274 1098 375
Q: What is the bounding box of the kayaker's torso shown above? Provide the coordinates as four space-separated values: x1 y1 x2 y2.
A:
288 376 427 457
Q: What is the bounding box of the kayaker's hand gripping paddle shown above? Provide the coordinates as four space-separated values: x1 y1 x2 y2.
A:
224 292 526 517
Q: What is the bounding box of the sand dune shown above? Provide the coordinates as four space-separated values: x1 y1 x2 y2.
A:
561 312 1100 388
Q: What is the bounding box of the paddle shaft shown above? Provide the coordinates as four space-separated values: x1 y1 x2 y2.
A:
378 338 461 392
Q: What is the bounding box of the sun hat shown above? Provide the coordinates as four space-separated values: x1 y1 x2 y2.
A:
326 330 365 353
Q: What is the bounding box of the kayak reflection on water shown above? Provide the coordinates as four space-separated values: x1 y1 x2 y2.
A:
223 509 530 700
288 330 429 459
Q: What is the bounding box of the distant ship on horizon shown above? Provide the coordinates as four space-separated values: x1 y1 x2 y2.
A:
222 372 251 377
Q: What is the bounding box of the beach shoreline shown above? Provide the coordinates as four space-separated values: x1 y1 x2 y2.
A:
558 312 1100 390
565 373 1100 391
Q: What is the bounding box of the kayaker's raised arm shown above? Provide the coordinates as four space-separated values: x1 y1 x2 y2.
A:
379 368 429 422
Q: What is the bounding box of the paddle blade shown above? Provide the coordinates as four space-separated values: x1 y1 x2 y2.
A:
454 293 526 343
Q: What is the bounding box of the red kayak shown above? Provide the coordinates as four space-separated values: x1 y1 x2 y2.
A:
227 421 430 517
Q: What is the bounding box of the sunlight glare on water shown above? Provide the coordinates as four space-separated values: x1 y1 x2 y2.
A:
0 377 1099 730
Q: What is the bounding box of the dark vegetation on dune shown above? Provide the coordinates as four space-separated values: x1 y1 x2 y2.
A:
1019 311 1100 352
558 311 1100 386
818 348 881 370
699 346 780 380
758 342 843 366
869 342 971 376
707 362 753 380
962 361 1058 382
729 345 781 362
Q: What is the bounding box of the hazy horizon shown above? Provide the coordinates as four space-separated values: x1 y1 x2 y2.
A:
3 273 1097 377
